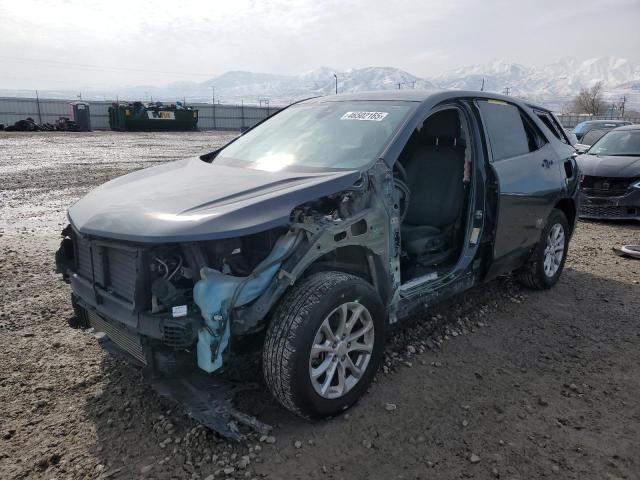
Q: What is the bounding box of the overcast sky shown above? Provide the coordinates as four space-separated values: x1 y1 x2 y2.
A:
0 0 638 89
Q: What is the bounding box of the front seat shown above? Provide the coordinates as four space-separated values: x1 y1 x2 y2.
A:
401 109 466 261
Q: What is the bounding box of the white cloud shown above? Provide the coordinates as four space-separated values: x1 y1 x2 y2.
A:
0 0 638 89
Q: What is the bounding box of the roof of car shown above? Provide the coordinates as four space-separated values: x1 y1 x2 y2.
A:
611 124 640 131
578 119 631 126
303 89 548 110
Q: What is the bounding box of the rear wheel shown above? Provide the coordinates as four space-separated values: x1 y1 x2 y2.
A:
518 209 569 289
263 271 386 418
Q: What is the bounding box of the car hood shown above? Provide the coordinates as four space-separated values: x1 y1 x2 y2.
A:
68 157 362 243
576 153 640 177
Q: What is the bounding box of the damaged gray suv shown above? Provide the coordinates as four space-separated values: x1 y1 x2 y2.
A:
56 91 579 437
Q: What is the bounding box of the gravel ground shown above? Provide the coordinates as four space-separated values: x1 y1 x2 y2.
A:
1 131 639 480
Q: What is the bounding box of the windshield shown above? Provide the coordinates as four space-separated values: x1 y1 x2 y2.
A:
214 101 413 171
589 129 640 156
581 129 608 147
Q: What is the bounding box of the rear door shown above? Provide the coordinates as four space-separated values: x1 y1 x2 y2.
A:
476 99 561 268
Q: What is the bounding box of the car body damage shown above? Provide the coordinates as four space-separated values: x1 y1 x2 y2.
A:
576 125 640 221
194 230 301 373
56 90 579 439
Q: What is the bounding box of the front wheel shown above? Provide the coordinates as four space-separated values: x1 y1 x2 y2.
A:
263 271 386 419
517 209 569 289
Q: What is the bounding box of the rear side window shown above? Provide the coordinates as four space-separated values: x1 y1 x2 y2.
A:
477 99 546 161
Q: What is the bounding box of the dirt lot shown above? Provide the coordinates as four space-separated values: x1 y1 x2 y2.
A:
1 131 639 480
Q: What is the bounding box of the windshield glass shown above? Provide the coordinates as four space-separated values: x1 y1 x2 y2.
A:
581 129 608 146
214 101 413 171
589 130 640 156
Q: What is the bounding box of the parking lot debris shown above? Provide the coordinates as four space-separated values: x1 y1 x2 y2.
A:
2 116 83 132
613 245 640 259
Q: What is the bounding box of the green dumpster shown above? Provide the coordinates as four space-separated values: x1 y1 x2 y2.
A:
108 102 198 131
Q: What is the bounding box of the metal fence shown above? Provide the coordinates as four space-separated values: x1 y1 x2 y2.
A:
0 97 277 130
4 97 636 132
556 114 640 128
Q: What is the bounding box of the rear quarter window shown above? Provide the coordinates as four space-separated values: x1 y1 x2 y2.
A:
536 111 569 144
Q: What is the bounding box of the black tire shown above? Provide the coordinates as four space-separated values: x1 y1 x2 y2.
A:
263 271 386 419
517 209 569 290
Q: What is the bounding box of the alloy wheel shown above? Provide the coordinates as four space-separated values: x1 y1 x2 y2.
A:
308 302 375 400
543 223 565 277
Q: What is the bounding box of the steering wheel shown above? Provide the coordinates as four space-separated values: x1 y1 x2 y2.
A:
392 162 410 222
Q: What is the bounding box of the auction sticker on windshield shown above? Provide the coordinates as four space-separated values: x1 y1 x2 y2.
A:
341 111 389 121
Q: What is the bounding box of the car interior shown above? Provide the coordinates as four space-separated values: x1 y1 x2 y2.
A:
394 108 473 283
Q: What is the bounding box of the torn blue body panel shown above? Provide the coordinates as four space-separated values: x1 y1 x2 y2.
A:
193 231 299 373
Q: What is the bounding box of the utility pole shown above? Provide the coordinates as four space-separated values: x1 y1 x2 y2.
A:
411 80 416 89
211 86 216 130
241 99 245 131
397 82 405 90
333 74 338 95
503 86 510 95
35 90 42 124
620 96 626 118
480 78 485 92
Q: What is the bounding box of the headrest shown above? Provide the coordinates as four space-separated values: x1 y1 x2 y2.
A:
423 110 460 140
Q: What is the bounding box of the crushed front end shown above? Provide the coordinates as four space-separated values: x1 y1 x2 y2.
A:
54 150 398 439
55 224 295 439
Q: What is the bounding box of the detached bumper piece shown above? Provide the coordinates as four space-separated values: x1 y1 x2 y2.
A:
83 307 271 440
145 371 272 441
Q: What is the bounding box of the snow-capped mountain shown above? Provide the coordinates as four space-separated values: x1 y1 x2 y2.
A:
198 66 436 103
0 67 436 105
1 57 639 111
429 57 640 110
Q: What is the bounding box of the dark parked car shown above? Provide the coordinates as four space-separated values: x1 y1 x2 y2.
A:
572 119 632 152
577 124 640 221
56 91 579 436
